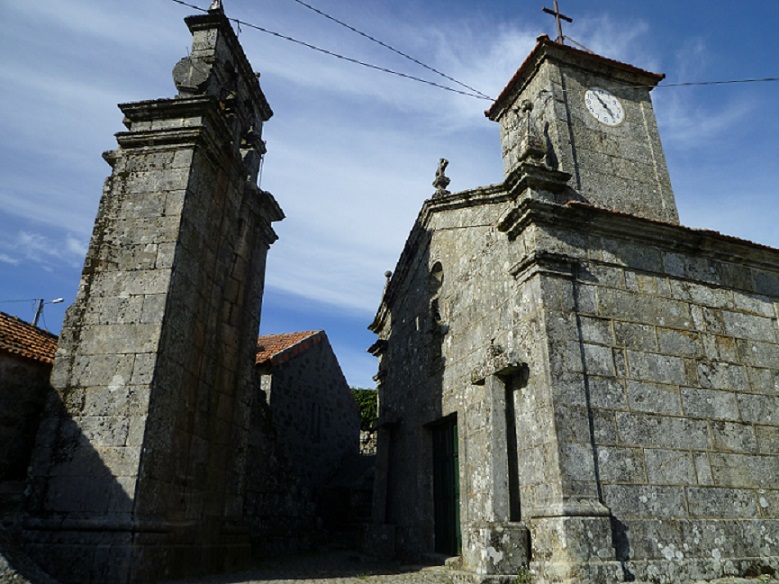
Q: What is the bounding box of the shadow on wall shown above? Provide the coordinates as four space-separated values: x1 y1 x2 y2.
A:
370 226 456 558
21 386 135 584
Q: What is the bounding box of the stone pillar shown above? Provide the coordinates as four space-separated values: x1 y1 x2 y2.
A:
463 365 530 575
512 254 616 582
23 11 282 584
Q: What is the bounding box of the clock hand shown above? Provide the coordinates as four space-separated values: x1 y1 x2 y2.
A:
594 93 615 118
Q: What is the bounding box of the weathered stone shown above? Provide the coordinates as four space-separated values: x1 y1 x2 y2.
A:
627 380 682 415
681 387 740 421
23 10 282 584
686 487 758 518
737 393 779 424
369 31 779 584
644 448 695 485
710 421 758 453
616 412 710 450
626 350 687 385
597 446 646 483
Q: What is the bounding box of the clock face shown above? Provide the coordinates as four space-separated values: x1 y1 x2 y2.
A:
584 87 624 126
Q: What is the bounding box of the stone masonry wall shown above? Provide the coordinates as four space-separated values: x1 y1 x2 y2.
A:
264 335 360 489
23 12 282 584
373 192 779 582
518 204 779 581
373 190 526 566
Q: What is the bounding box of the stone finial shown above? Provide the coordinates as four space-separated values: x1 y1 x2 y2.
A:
432 158 451 197
516 100 547 166
209 0 224 13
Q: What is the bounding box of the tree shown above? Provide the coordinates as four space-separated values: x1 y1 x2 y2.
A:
351 388 377 432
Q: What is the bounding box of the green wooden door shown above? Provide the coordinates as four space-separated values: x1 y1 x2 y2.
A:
433 419 461 555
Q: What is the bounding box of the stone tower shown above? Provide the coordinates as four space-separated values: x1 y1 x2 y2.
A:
370 36 779 583
487 36 678 223
24 8 283 583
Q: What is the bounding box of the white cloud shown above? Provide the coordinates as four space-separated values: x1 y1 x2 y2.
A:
0 254 20 266
657 96 753 148
0 230 87 272
575 15 655 71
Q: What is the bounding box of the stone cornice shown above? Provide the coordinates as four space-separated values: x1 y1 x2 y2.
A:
501 198 779 273
247 184 284 246
486 35 665 122
118 95 216 123
116 97 229 155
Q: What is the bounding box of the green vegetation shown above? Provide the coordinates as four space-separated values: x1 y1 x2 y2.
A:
516 565 532 583
351 387 378 432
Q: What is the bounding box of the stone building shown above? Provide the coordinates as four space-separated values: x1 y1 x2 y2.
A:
256 330 360 488
246 330 362 552
0 314 56 493
369 35 779 583
22 7 284 583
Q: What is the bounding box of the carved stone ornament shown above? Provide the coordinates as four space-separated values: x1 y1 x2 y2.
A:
516 100 547 165
432 157 451 197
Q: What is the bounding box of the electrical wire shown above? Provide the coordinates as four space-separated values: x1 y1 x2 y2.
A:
661 77 779 88
169 0 493 100
170 0 779 101
286 0 492 99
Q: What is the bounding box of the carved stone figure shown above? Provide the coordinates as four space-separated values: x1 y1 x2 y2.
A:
432 157 451 197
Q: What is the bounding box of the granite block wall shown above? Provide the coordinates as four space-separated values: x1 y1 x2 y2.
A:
262 335 359 489
371 192 779 582
516 202 779 581
22 11 282 583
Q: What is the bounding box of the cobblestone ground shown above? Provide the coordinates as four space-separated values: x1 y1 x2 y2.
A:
163 551 779 584
163 550 455 584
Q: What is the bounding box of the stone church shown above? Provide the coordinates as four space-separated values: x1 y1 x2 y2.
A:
369 34 779 583
3 3 779 584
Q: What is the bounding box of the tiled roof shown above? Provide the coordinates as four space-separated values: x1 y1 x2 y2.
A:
0 311 58 365
256 330 323 367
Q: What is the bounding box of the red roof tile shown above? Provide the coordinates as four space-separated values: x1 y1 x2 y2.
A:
256 330 323 367
0 311 58 365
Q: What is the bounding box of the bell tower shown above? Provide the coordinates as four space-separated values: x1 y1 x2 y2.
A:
23 7 283 583
487 35 679 224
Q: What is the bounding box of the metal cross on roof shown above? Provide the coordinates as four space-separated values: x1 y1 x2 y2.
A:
542 1 573 44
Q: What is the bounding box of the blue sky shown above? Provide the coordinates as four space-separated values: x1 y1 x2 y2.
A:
1 0 778 388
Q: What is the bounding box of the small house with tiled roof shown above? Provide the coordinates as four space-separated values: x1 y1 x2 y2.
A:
255 330 359 488
0 312 57 483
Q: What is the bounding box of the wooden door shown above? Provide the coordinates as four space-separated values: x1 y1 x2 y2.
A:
433 418 461 555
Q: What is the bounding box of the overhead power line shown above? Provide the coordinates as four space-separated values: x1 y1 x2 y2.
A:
170 0 779 101
661 77 779 88
169 0 493 100
286 0 492 100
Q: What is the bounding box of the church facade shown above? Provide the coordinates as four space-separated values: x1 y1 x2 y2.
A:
369 36 779 583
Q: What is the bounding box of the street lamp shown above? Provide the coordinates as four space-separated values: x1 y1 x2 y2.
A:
32 298 64 327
